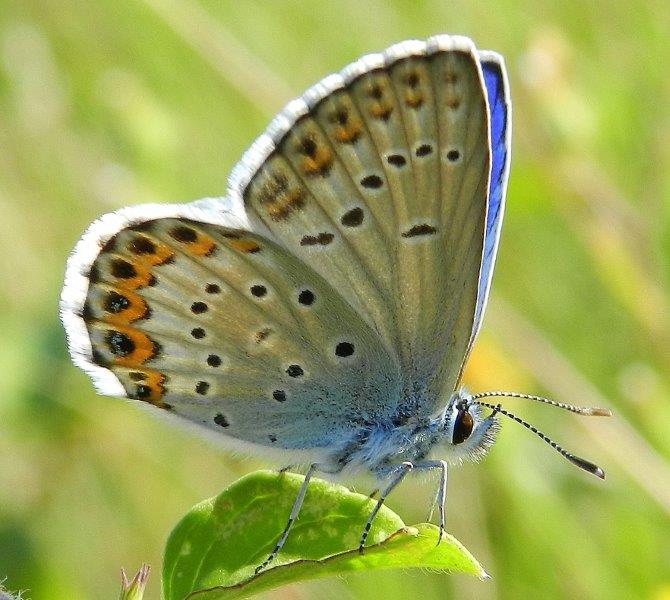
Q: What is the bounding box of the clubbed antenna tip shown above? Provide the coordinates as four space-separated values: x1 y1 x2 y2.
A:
567 454 606 479
474 400 607 480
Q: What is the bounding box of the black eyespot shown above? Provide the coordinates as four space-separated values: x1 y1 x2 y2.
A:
170 226 197 243
207 354 221 367
452 409 474 445
406 72 419 88
106 330 134 356
110 259 136 279
335 342 355 357
135 384 151 399
300 232 334 246
205 283 220 294
250 285 267 298
387 154 406 167
104 291 130 313
191 327 206 339
128 236 156 255
195 381 209 395
447 149 460 162
300 137 317 158
415 144 433 157
286 364 304 378
214 413 229 427
298 289 315 305
273 390 287 402
191 301 208 314
341 207 364 227
360 175 383 189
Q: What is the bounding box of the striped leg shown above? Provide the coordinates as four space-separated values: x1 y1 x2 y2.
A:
359 462 414 553
255 463 320 575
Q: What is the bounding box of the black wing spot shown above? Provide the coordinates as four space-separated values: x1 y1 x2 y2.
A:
128 236 156 255
135 385 151 399
298 289 315 306
250 284 267 298
286 364 304 378
415 144 433 157
360 174 383 189
405 72 420 88
81 301 94 321
300 137 318 158
104 291 130 314
273 390 287 402
369 84 383 99
91 349 107 366
106 330 135 356
447 149 461 162
335 342 355 357
401 224 437 238
129 371 146 381
195 381 209 395
300 233 334 246
88 265 101 284
207 354 221 367
170 225 197 243
269 434 278 443
191 327 206 339
341 207 364 227
334 108 349 125
191 301 208 314
111 259 137 279
205 283 220 294
214 413 229 427
387 154 406 167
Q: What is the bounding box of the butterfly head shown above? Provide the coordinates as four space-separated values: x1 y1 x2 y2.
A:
441 389 500 463
439 389 611 478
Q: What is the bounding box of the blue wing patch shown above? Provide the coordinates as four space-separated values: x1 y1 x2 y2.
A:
470 54 511 346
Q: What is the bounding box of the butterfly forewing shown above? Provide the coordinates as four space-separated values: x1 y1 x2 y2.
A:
238 37 492 415
78 216 400 450
468 55 511 350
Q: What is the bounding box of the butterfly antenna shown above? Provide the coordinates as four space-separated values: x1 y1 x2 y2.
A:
471 391 612 417
473 400 606 479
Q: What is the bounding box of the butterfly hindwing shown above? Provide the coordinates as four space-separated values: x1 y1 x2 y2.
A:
232 36 493 415
63 204 400 453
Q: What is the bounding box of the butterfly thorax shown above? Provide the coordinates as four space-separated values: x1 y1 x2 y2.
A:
333 416 443 475
331 392 498 476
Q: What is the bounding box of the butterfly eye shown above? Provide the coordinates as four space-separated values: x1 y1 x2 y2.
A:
452 409 474 445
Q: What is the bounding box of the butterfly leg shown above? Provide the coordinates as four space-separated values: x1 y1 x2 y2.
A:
359 461 414 553
255 463 320 575
416 461 448 545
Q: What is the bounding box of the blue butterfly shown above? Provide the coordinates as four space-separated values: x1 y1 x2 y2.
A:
60 35 609 573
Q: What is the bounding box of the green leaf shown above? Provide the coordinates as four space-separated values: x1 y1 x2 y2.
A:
162 470 486 600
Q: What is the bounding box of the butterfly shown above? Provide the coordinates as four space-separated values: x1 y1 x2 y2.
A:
60 35 610 573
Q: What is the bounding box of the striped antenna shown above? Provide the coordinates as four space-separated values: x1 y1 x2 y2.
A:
470 391 612 417
474 401 606 479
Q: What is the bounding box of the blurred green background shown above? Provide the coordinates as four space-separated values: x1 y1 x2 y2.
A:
1 0 669 598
